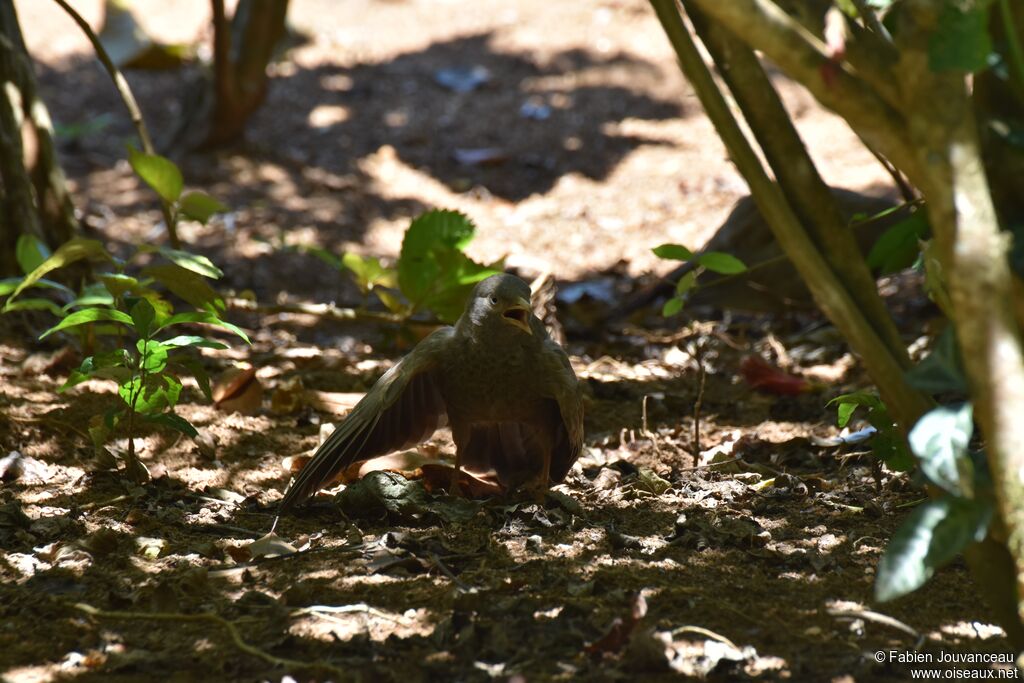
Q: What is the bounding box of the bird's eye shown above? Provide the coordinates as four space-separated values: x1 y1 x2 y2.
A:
489 296 498 305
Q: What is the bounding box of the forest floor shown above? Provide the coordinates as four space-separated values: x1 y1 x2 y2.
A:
0 0 1014 681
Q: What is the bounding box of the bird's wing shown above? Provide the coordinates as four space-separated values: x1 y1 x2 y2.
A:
541 339 584 481
278 328 453 512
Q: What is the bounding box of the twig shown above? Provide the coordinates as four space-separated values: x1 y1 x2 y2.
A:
428 551 471 592
864 144 916 203
849 0 890 41
641 395 663 456
999 0 1024 99
670 625 741 651
293 603 409 625
225 296 438 326
827 607 923 648
677 456 740 472
692 342 706 457
74 603 346 677
49 0 180 248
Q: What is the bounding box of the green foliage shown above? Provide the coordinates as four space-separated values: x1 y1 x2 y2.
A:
905 326 968 395
127 148 227 228
827 392 914 471
875 402 994 602
399 210 501 322
866 211 930 275
653 243 747 316
875 495 992 602
1 238 246 475
306 209 500 323
928 1 994 73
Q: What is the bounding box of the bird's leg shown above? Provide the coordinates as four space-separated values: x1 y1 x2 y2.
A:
449 430 467 498
525 446 551 503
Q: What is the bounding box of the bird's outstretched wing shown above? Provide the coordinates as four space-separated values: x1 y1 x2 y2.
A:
278 328 453 513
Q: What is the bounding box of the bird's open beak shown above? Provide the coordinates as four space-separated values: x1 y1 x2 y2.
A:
501 297 533 335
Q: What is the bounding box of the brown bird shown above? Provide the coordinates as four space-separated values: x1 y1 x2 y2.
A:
279 273 584 512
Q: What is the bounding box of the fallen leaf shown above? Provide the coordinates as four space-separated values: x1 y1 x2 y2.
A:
248 532 297 559
739 355 811 395
585 592 649 657
212 365 263 414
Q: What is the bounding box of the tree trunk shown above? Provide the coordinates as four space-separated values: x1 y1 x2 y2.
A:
0 0 77 275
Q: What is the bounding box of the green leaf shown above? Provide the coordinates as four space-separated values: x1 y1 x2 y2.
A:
866 212 930 275
675 270 698 297
836 401 858 429
130 298 156 338
828 391 882 427
157 312 250 344
397 210 498 322
99 273 140 298
178 191 228 224
652 244 694 261
61 350 132 390
148 247 224 279
144 413 198 438
870 427 915 472
137 339 169 373
928 3 993 73
174 357 213 402
305 246 343 271
120 373 183 414
40 308 133 339
2 298 66 317
661 297 684 317
3 238 111 309
16 234 50 274
910 403 974 496
142 263 224 312
161 335 228 350
63 282 115 311
128 146 183 202
906 326 967 395
698 251 747 274
342 253 397 294
875 496 993 602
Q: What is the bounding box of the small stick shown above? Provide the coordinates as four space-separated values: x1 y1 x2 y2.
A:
74 603 346 677
692 343 707 459
49 0 179 248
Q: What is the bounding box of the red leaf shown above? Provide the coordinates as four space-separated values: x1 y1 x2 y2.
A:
740 355 810 395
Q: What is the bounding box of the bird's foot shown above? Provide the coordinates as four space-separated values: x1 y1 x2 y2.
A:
524 478 550 504
447 468 466 498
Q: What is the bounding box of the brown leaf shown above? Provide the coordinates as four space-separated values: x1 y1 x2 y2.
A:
585 592 648 658
420 463 506 498
213 366 263 414
270 376 306 415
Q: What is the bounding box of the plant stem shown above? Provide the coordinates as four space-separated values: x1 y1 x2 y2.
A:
1000 0 1024 100
49 0 180 249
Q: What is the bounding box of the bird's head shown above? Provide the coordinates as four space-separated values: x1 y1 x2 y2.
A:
462 274 534 336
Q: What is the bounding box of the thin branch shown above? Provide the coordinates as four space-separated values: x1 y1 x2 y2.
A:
682 0 922 184
849 0 891 41
999 0 1024 99
74 603 346 677
649 0 932 429
225 296 439 326
49 0 180 248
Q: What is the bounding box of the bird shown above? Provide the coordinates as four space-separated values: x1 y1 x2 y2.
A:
278 273 584 512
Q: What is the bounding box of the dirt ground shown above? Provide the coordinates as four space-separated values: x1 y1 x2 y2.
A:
0 0 1014 681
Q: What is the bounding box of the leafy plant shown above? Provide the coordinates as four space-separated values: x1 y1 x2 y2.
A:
827 391 914 471
651 243 747 316
875 403 993 602
2 238 243 483
307 209 501 323
128 147 228 225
